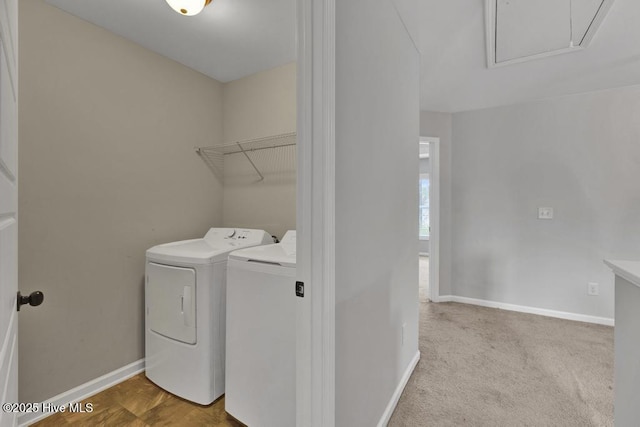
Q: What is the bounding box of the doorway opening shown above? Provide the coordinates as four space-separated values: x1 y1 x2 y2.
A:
419 136 440 302
419 139 430 301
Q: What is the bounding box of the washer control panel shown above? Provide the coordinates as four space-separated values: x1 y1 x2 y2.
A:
204 228 271 247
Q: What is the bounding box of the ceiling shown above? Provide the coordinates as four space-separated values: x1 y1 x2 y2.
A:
46 0 640 113
419 0 640 112
45 0 296 83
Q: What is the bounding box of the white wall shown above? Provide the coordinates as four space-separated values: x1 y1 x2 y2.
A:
420 111 453 295
222 63 296 239
334 0 420 424
450 86 640 319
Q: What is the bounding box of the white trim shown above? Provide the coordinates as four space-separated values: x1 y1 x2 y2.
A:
18 359 145 427
0 297 17 381
376 351 420 427
388 0 419 55
0 0 18 102
491 45 584 69
0 158 15 183
426 138 440 303
0 305 17 427
579 0 615 46
296 0 335 425
436 295 614 326
320 0 336 423
420 137 439 144
433 295 453 303
295 0 312 423
484 0 615 69
484 0 493 68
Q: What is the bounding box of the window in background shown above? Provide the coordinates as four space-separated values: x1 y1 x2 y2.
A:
419 173 429 239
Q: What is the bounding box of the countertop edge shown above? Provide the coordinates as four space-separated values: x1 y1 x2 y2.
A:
605 260 640 288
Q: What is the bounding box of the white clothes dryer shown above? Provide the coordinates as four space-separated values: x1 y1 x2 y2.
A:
145 228 272 405
225 230 297 426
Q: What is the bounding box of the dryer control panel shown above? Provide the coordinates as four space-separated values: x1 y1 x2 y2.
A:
204 228 272 247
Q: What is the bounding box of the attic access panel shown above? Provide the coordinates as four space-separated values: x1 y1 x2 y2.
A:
485 0 614 67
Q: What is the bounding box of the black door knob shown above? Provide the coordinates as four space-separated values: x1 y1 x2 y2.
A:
17 291 44 311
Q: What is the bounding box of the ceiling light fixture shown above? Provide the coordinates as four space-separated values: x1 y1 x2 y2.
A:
165 0 212 16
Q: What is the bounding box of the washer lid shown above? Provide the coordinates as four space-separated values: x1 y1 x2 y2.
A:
229 232 296 269
146 228 272 264
147 238 252 264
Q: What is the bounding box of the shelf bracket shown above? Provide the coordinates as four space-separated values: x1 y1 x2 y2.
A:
236 142 264 181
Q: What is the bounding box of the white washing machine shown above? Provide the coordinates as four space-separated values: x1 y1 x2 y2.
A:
145 228 272 405
225 230 297 426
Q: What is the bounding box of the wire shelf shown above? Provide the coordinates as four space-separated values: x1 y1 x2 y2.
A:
195 132 296 181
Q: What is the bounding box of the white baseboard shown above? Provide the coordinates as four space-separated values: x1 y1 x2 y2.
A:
19 359 145 426
377 350 420 427
436 295 614 326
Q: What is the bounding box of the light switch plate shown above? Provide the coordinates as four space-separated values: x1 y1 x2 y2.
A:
538 207 554 220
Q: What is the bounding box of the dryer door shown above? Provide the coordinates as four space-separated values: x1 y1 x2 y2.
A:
147 262 196 344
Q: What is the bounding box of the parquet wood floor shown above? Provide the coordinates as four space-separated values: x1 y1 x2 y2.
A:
32 373 244 426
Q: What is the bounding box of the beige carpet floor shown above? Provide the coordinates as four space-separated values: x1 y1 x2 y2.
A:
389 302 614 426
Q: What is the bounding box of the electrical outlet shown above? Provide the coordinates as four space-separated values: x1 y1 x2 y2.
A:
538 207 554 220
588 282 599 296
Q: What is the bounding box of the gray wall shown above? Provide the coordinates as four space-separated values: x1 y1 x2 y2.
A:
450 86 640 319
221 63 296 240
420 111 453 295
335 0 420 424
19 0 224 402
